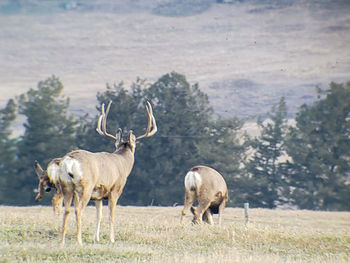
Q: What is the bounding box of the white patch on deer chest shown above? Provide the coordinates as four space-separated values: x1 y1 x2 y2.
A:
60 156 83 183
184 171 202 191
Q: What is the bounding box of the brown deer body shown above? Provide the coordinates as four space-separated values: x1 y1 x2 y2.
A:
59 145 135 245
180 165 228 225
34 101 156 245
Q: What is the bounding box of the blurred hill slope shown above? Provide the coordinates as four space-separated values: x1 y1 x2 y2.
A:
0 0 349 119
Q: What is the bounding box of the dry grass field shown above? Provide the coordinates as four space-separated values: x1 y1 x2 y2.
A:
0 205 349 262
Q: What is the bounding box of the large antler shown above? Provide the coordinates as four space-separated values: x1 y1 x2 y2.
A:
136 101 157 140
96 101 119 141
96 100 157 141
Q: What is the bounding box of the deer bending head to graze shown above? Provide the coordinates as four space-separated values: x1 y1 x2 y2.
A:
180 165 228 225
34 159 64 215
55 100 156 245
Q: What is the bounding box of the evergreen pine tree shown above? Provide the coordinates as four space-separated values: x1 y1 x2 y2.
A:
126 72 214 205
244 97 288 208
0 99 17 204
14 76 78 204
286 82 350 210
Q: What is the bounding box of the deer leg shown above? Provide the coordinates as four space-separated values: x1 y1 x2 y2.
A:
218 201 226 226
108 191 120 243
74 192 90 246
52 191 63 216
61 192 73 245
94 200 103 242
191 207 213 225
192 199 211 225
203 209 214 225
181 191 196 224
74 193 82 246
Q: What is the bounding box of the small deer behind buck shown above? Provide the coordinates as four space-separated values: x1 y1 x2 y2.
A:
180 165 228 225
34 100 157 245
34 158 63 215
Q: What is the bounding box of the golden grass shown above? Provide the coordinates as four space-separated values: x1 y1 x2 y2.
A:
0 205 349 262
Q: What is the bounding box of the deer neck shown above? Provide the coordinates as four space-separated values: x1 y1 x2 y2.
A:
113 146 135 171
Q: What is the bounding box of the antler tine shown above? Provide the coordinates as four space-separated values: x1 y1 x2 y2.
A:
96 101 117 140
136 101 157 140
96 103 105 136
146 101 157 135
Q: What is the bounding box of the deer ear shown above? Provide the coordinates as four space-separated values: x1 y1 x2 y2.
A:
114 128 123 149
115 128 123 144
34 161 45 179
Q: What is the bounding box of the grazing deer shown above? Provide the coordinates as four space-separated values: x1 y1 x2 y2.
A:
36 100 156 245
34 158 64 215
180 165 228 225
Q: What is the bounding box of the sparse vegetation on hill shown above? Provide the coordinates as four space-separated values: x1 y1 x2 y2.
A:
1 0 349 118
152 0 213 17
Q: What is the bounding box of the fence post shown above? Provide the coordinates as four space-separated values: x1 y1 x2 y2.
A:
244 202 249 225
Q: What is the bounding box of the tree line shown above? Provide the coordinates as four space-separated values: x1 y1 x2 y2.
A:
0 72 349 210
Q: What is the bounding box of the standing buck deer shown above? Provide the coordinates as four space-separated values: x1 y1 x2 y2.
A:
180 165 228 225
35 100 156 245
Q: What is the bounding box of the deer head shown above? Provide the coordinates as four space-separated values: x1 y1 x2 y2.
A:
34 160 56 202
96 100 157 153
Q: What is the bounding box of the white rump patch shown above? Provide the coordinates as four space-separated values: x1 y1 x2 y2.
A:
47 162 61 183
60 156 83 183
184 171 202 191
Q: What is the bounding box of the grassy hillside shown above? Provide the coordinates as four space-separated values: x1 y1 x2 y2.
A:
0 205 349 262
0 0 349 121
